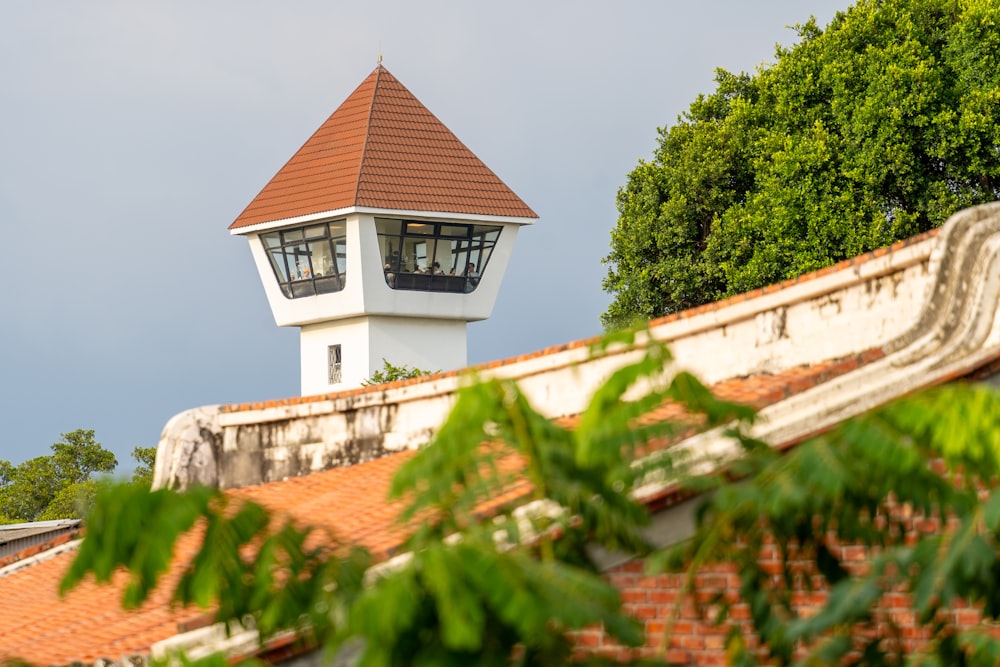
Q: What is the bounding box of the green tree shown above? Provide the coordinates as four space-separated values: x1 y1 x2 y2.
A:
360 359 437 386
50 429 117 487
0 455 63 523
37 480 100 522
0 429 117 523
603 0 1000 328
130 446 157 486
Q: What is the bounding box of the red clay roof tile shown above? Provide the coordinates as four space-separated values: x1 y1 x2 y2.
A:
230 66 537 230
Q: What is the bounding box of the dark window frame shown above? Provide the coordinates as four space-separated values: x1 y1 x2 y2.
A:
376 219 501 294
328 344 342 384
261 220 348 299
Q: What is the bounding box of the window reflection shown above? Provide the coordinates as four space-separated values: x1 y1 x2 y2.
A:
261 220 347 299
375 219 500 293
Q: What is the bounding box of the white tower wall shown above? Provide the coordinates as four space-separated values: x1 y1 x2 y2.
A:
245 212 522 328
241 210 526 394
300 315 467 394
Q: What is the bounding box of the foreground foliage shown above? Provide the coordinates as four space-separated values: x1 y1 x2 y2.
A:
61 333 749 666
58 332 1000 665
658 383 1000 666
603 0 1000 327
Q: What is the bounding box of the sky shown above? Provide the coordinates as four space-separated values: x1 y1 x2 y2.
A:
0 0 851 468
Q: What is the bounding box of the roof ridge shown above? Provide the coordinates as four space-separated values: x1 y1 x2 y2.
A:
230 64 536 230
353 64 382 209
0 537 80 578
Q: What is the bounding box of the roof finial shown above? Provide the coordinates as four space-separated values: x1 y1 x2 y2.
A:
377 41 383 66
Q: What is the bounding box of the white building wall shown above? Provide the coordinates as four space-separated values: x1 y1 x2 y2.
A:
300 315 467 395
366 316 467 376
239 207 530 398
247 214 368 328
246 212 522 329
300 317 371 395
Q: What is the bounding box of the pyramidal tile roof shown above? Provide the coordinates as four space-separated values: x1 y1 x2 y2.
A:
230 65 537 230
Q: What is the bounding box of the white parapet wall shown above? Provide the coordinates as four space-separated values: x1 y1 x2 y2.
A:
155 203 1000 492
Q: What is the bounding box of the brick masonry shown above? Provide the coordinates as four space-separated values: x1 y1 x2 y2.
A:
582 515 989 665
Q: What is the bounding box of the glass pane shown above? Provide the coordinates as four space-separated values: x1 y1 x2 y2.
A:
462 257 481 293
474 248 493 276
309 241 334 277
329 220 347 239
335 239 347 275
379 235 400 271
304 224 327 239
439 239 461 275
268 249 289 282
265 221 348 299
288 244 311 280
473 225 502 243
291 281 316 297
375 218 402 236
372 220 502 294
440 225 468 238
400 238 427 273
405 222 434 236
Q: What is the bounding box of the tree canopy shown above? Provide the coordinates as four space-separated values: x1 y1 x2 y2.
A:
602 0 1000 328
0 431 153 524
130 445 157 487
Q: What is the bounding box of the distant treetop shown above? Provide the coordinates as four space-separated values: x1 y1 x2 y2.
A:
0 431 154 524
603 0 1000 328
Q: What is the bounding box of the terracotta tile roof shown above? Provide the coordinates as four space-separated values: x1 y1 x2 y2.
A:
0 538 201 666
230 65 537 230
0 353 886 667
0 453 412 667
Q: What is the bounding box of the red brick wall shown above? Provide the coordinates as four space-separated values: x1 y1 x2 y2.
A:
575 534 989 665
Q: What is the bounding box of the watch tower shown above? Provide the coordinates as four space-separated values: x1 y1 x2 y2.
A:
230 65 537 394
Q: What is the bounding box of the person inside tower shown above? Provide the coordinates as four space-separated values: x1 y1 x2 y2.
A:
431 262 444 275
464 262 479 292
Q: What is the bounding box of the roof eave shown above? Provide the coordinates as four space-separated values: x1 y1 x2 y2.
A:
229 206 538 236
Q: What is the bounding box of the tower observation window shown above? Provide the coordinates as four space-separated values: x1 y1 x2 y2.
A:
375 219 501 293
261 220 347 299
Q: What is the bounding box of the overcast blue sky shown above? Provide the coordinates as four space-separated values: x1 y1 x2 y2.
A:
0 1 850 467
